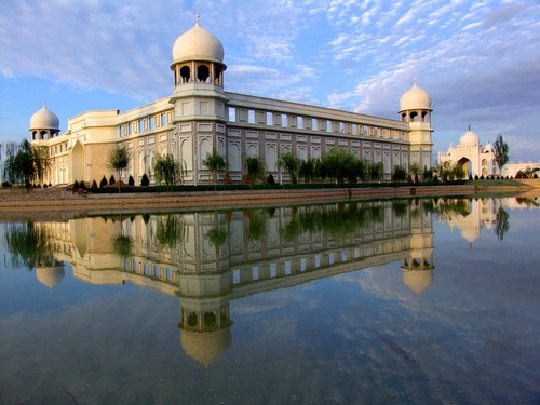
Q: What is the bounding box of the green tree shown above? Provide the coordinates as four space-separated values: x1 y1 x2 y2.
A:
410 162 422 178
108 145 129 193
493 133 510 176
392 165 407 183
278 152 299 184
202 148 226 190
367 161 384 183
299 158 316 184
3 221 56 270
314 158 329 186
2 139 50 189
154 153 181 191
244 156 265 188
452 165 466 182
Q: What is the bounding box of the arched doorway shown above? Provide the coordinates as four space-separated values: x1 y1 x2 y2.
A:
456 157 472 177
71 140 85 183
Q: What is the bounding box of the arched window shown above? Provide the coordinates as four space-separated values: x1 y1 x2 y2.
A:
409 112 418 122
197 65 209 82
40 131 47 139
482 159 487 166
402 113 407 122
421 111 429 122
32 131 37 140
180 66 190 83
215 67 221 85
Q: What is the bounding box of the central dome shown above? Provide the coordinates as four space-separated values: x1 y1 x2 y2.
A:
460 130 480 146
400 81 432 111
172 21 224 64
29 105 59 130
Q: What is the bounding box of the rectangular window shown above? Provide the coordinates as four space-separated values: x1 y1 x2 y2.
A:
326 121 332 132
139 120 144 133
229 107 236 122
59 145 62 153
314 254 320 268
149 117 154 130
161 113 166 126
154 266 159 277
166 268 172 281
233 269 241 284
129 123 133 135
300 258 306 272
119 126 124 137
312 118 318 131
267 111 272 125
285 261 292 275
252 266 259 281
248 110 255 124
329 252 335 266
144 264 148 275
352 123 356 134
270 264 276 278
281 113 287 127
339 122 344 133
297 117 303 129
133 259 137 272
55 146 57 153
124 258 128 270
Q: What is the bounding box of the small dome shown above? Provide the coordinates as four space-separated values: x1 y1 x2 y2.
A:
484 142 492 152
460 130 480 146
403 269 433 296
172 20 224 64
400 80 432 111
460 228 480 243
30 104 59 130
36 264 65 294
181 327 231 368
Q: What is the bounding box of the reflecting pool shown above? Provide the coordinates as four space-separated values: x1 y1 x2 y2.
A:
1 196 539 404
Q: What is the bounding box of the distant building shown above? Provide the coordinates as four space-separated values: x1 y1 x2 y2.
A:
30 14 434 186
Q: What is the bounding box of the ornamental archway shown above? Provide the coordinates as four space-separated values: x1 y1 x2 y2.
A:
71 140 85 183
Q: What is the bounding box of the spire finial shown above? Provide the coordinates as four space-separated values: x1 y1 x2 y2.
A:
197 10 200 24
469 123 471 131
43 99 46 107
414 76 417 85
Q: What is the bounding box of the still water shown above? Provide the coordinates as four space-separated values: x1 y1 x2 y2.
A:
0 196 539 404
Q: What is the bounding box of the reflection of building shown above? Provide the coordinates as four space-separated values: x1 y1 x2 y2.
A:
39 202 434 370
30 15 434 187
36 260 65 295
437 198 501 244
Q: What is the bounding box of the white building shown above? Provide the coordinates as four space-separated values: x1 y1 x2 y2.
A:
29 15 434 187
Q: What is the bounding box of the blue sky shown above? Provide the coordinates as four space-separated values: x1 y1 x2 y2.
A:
1 0 539 163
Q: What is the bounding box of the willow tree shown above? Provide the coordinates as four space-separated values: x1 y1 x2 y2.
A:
202 148 226 190
2 139 49 189
108 145 130 192
154 153 181 191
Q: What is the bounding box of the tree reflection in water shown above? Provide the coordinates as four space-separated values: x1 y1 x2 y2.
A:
156 215 186 249
3 221 57 270
495 205 510 242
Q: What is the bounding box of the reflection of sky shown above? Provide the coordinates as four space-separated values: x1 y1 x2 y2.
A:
0 206 539 404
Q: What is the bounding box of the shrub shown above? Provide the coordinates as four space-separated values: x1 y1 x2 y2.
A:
91 179 98 189
49 183 52 188
43 184 48 188
414 174 419 184
224 171 232 185
109 175 115 185
480 175 485 179
73 180 79 190
128 175 135 186
79 181 87 190
267 174 275 185
140 173 149 187
407 174 412 183
534 174 538 178
100 175 108 188
469 174 473 180
474 175 478 180
433 174 438 183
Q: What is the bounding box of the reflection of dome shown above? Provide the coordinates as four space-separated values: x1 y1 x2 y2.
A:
29 104 59 130
460 130 480 146
403 269 433 296
460 228 480 243
36 265 65 294
400 81 432 110
172 19 224 63
181 327 231 368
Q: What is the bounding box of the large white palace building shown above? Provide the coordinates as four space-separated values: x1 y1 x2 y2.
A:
29 16 434 186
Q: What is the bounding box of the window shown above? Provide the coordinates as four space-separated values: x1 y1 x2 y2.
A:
326 121 332 132
129 123 133 135
55 146 57 154
161 113 166 126
297 117 303 129
352 123 356 133
229 107 236 122
248 110 255 124
59 145 62 153
119 126 124 137
166 268 172 281
180 66 190 83
252 266 259 281
281 113 287 127
139 120 144 133
149 117 154 130
267 111 272 125
312 118 318 131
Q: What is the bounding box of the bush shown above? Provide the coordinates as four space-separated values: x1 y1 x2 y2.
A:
79 181 87 190
224 171 232 185
267 174 275 185
128 175 135 186
100 175 108 188
414 174 419 184
43 184 48 188
407 174 412 183
474 175 478 180
480 175 485 179
91 179 98 189
469 174 473 180
2 182 12 188
140 173 149 187
534 174 538 178
109 175 115 185
433 174 438 183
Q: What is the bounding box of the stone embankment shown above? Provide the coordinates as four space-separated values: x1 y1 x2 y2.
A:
0 185 477 213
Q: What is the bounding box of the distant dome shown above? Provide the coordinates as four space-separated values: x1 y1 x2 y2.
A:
36 264 65 294
484 141 492 152
30 104 59 130
460 228 480 243
172 20 224 64
181 327 231 368
400 80 432 111
403 269 433 296
460 130 480 146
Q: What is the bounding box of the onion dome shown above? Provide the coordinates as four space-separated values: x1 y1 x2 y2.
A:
403 269 433 297
181 328 231 374
172 13 224 63
36 263 65 295
460 127 480 146
400 78 432 111
484 141 492 152
29 101 59 130
460 228 480 243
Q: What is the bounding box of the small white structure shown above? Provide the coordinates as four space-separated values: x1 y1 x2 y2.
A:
437 126 498 177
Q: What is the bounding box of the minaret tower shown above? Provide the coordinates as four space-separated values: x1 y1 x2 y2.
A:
399 78 433 171
29 100 60 145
